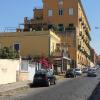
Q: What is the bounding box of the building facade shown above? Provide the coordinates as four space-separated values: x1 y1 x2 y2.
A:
0 31 60 57
0 30 70 73
90 48 97 67
97 55 100 66
20 0 91 68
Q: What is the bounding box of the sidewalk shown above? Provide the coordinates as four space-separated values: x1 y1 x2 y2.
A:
0 81 30 94
0 75 65 94
55 74 65 80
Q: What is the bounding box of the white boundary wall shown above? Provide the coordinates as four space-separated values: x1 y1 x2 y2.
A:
0 59 19 85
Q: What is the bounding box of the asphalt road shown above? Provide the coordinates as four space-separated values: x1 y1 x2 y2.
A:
1 69 100 100
88 80 100 100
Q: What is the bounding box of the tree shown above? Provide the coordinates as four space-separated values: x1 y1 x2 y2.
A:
0 47 19 59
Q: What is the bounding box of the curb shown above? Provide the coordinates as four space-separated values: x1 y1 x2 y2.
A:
0 75 65 95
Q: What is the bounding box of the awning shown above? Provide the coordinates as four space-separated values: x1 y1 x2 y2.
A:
53 56 71 61
62 56 71 60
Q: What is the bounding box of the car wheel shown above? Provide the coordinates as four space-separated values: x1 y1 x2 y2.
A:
47 81 50 87
54 79 56 85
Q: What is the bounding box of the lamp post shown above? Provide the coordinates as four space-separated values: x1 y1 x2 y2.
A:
95 27 100 29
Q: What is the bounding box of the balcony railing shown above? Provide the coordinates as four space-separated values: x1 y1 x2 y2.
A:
85 30 91 41
78 44 81 50
79 17 82 22
81 21 84 26
65 27 76 33
79 31 82 36
78 47 91 60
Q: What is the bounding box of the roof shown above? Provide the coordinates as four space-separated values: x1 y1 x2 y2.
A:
0 30 59 40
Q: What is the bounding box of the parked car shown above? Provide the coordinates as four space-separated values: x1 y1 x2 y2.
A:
33 70 56 87
92 67 97 71
65 69 76 78
88 68 96 72
82 68 88 73
87 70 97 77
75 68 82 75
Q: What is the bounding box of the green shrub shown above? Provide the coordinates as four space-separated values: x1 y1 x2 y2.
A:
0 47 19 59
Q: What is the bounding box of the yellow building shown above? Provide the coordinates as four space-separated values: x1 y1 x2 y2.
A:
22 0 91 68
0 30 61 57
0 30 71 73
43 0 91 68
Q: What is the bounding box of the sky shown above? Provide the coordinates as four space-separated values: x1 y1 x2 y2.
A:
0 0 100 54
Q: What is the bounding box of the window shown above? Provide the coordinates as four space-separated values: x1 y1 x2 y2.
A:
58 0 63 5
68 8 74 16
48 9 53 16
48 24 53 29
56 43 61 52
58 9 63 16
58 24 64 32
69 23 74 27
14 43 20 52
21 61 28 72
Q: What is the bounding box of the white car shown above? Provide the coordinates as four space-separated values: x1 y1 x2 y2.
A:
75 68 82 75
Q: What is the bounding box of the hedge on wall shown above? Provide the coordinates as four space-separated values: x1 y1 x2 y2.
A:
0 47 19 59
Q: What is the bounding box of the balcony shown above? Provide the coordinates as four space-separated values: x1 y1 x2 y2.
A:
79 31 82 36
86 42 91 49
51 43 69 59
78 44 83 52
65 26 76 33
81 21 84 26
79 17 82 22
85 30 91 41
78 44 91 60
83 26 86 29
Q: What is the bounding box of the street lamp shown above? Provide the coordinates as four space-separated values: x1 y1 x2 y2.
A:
95 27 100 29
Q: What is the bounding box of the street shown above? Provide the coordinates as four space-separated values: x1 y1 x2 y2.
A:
88 80 100 100
0 0 100 100
0 69 100 100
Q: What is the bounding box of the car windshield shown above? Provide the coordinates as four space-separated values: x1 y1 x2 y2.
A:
75 69 80 71
34 73 46 78
34 70 54 78
67 69 73 72
83 68 87 70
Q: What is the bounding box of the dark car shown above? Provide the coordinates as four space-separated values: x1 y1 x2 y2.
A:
65 69 76 78
87 70 97 77
33 70 56 87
